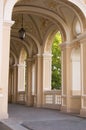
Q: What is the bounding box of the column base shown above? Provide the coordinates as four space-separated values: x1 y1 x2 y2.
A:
61 106 80 114
0 95 8 120
26 96 34 107
0 113 8 120
61 96 81 114
80 109 86 117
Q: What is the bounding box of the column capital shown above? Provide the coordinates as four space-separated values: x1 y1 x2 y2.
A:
43 53 52 58
33 54 43 60
77 31 86 43
26 57 34 62
60 42 72 51
17 64 26 67
79 37 86 44
36 54 42 57
3 20 15 28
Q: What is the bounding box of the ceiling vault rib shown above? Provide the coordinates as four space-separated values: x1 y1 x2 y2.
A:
13 5 68 28
29 15 42 44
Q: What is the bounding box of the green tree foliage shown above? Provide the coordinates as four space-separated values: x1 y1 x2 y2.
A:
52 32 62 89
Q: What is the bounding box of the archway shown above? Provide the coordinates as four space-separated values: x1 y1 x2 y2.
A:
8 0 86 113
51 32 62 90
0 0 85 119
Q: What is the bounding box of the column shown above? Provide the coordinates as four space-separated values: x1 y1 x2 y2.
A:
61 42 81 113
0 21 14 119
12 65 18 103
61 44 71 112
17 64 26 92
80 38 86 117
35 54 43 107
8 66 13 102
26 58 33 106
8 65 18 103
0 0 4 83
43 53 52 91
0 21 3 84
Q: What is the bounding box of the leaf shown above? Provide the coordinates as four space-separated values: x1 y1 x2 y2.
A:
52 32 62 89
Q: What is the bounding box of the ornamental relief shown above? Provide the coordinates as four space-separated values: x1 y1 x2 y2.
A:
43 0 60 11
37 17 53 39
12 0 82 47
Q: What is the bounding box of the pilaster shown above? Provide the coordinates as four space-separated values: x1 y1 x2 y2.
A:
26 57 33 106
35 54 43 107
17 64 26 92
80 38 86 117
43 53 52 91
61 42 81 113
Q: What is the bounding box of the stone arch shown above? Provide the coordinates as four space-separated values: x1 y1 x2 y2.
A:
12 5 70 42
4 0 86 43
43 26 62 53
4 0 18 21
68 0 86 17
11 37 29 57
10 51 17 65
26 32 41 55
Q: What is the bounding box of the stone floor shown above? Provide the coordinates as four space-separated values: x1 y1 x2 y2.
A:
0 122 13 130
1 104 86 130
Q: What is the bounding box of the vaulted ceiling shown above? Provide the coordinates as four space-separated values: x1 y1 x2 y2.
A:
10 0 86 63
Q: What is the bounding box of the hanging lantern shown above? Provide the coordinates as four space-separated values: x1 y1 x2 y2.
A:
19 27 25 40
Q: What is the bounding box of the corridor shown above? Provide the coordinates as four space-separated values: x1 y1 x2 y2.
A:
1 104 86 130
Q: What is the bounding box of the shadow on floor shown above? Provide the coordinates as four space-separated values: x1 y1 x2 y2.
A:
0 122 13 130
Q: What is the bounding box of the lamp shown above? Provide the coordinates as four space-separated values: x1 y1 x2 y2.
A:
19 14 25 40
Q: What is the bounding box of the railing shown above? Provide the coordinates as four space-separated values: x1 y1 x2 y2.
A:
43 90 62 110
16 90 62 109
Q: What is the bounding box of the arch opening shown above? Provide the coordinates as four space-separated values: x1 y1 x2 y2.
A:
51 32 62 90
1 0 86 119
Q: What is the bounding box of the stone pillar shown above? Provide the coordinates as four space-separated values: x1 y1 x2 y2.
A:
8 66 13 102
35 54 43 107
61 43 81 113
0 21 3 84
80 38 86 117
43 53 52 91
0 21 13 119
61 44 71 112
8 65 18 103
12 65 18 103
26 58 33 106
17 64 26 92
0 0 4 83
